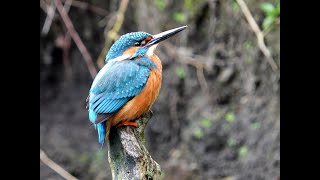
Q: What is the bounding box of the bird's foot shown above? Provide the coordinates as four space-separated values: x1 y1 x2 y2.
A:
116 120 138 128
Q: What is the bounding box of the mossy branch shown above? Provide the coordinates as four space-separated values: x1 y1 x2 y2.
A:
107 111 162 180
97 0 129 68
236 0 279 73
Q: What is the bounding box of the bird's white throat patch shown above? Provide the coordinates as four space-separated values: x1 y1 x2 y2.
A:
147 44 158 56
110 54 130 62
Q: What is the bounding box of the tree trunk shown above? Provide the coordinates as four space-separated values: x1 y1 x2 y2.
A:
107 111 162 180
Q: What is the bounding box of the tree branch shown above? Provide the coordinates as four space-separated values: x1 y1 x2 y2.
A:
162 42 209 95
61 0 108 16
41 0 73 36
97 0 129 68
55 0 97 79
236 0 279 72
41 0 56 35
40 149 78 180
107 111 162 180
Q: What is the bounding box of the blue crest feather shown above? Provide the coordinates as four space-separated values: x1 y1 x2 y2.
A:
105 32 152 62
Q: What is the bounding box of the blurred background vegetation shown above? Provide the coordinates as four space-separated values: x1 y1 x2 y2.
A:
40 0 280 179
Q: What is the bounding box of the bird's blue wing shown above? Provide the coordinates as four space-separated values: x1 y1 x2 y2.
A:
88 58 151 124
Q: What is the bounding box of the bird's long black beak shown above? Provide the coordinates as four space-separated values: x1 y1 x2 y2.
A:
145 25 187 47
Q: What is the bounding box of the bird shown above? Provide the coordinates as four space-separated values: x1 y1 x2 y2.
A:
86 26 187 144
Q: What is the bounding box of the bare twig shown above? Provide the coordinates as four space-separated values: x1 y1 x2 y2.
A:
236 0 279 72
98 13 116 27
163 43 206 70
41 0 56 35
63 0 72 13
196 67 209 94
61 33 72 80
60 0 72 79
41 0 72 36
40 149 78 180
61 0 108 16
40 0 49 13
55 0 97 79
163 42 209 94
97 0 129 68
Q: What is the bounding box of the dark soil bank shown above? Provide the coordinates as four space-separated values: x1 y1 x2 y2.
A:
40 0 280 179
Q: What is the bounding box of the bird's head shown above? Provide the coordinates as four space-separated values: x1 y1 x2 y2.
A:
105 26 187 62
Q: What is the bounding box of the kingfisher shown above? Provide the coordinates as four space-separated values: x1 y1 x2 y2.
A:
86 26 187 144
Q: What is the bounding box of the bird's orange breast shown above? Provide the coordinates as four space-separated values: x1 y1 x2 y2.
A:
109 54 162 126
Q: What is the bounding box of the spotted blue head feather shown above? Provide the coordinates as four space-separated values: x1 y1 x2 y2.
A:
105 32 152 62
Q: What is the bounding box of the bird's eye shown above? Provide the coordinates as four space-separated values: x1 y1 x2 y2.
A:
134 42 140 46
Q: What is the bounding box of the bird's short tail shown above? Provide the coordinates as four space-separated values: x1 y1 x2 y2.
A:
96 119 112 146
89 109 113 145
97 122 106 145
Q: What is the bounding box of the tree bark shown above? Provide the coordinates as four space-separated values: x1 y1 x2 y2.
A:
107 111 162 180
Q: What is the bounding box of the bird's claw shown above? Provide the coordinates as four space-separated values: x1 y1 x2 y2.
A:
116 120 139 128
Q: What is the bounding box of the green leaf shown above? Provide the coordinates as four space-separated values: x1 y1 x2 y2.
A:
222 123 230 131
79 153 90 163
273 2 280 17
175 66 186 79
173 12 186 23
244 58 253 64
184 0 193 11
161 171 166 180
232 1 239 13
239 146 249 157
260 2 275 15
250 122 261 129
244 40 252 49
225 112 235 123
154 0 166 11
262 16 274 30
227 138 237 147
193 127 204 139
93 149 105 162
275 0 280 11
201 118 212 128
